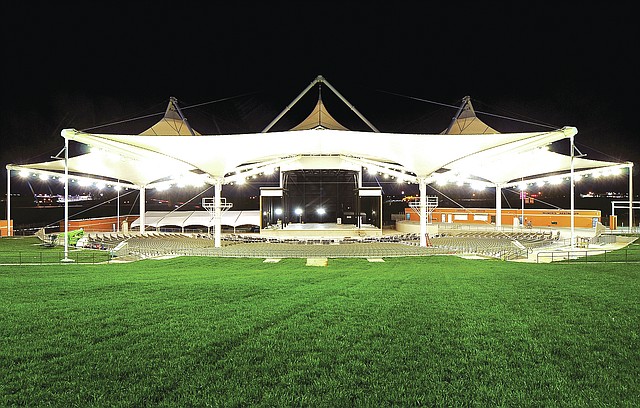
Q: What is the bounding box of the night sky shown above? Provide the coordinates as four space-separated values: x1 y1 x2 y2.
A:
2 3 638 195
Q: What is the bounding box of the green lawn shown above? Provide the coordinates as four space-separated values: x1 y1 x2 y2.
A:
0 237 111 264
1 240 639 407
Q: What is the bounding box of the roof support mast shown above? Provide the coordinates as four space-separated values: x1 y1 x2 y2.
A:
262 78 321 133
170 96 196 136
319 76 380 133
262 75 379 133
444 96 470 135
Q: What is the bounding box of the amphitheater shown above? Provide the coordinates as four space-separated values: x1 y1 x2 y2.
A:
7 77 635 259
79 223 630 263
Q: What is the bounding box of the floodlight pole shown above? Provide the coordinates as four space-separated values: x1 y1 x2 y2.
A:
570 134 575 248
629 162 634 231
61 136 73 262
6 168 11 236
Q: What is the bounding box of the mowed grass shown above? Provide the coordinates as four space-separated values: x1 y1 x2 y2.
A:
1 244 639 406
0 237 111 264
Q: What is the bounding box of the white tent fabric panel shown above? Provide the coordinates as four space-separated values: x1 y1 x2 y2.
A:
10 125 624 198
13 149 196 187
444 148 621 184
232 210 261 226
62 127 576 178
131 210 260 229
290 99 348 131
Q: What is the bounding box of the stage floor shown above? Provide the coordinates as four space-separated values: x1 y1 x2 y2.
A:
261 223 382 237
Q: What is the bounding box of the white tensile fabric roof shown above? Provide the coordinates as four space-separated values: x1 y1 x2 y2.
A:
442 97 499 135
7 99 202 187
14 148 196 187
442 146 619 185
139 98 201 136
130 210 260 229
290 98 349 131
6 91 626 190
59 126 588 184
9 126 623 188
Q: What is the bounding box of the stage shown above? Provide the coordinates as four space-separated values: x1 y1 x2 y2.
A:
261 222 382 238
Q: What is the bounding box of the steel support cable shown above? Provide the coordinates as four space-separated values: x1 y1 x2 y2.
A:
80 91 260 132
375 89 559 130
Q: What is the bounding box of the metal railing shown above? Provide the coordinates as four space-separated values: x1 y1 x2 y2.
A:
0 250 113 265
536 247 640 263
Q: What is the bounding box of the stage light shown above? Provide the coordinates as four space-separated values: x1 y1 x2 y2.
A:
95 181 106 190
274 208 283 215
78 179 92 187
18 170 29 178
38 173 49 180
518 182 527 191
316 207 326 215
294 208 303 215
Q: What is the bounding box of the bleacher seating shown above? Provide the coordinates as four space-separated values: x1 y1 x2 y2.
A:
85 227 559 261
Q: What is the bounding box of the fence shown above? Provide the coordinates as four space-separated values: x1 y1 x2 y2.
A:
0 250 113 265
536 246 640 263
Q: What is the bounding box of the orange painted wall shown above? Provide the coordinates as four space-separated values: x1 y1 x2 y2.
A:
404 208 600 228
60 216 139 232
0 220 13 237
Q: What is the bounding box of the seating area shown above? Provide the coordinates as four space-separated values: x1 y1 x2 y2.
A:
76 228 561 261
68 220 572 262
82 232 220 258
